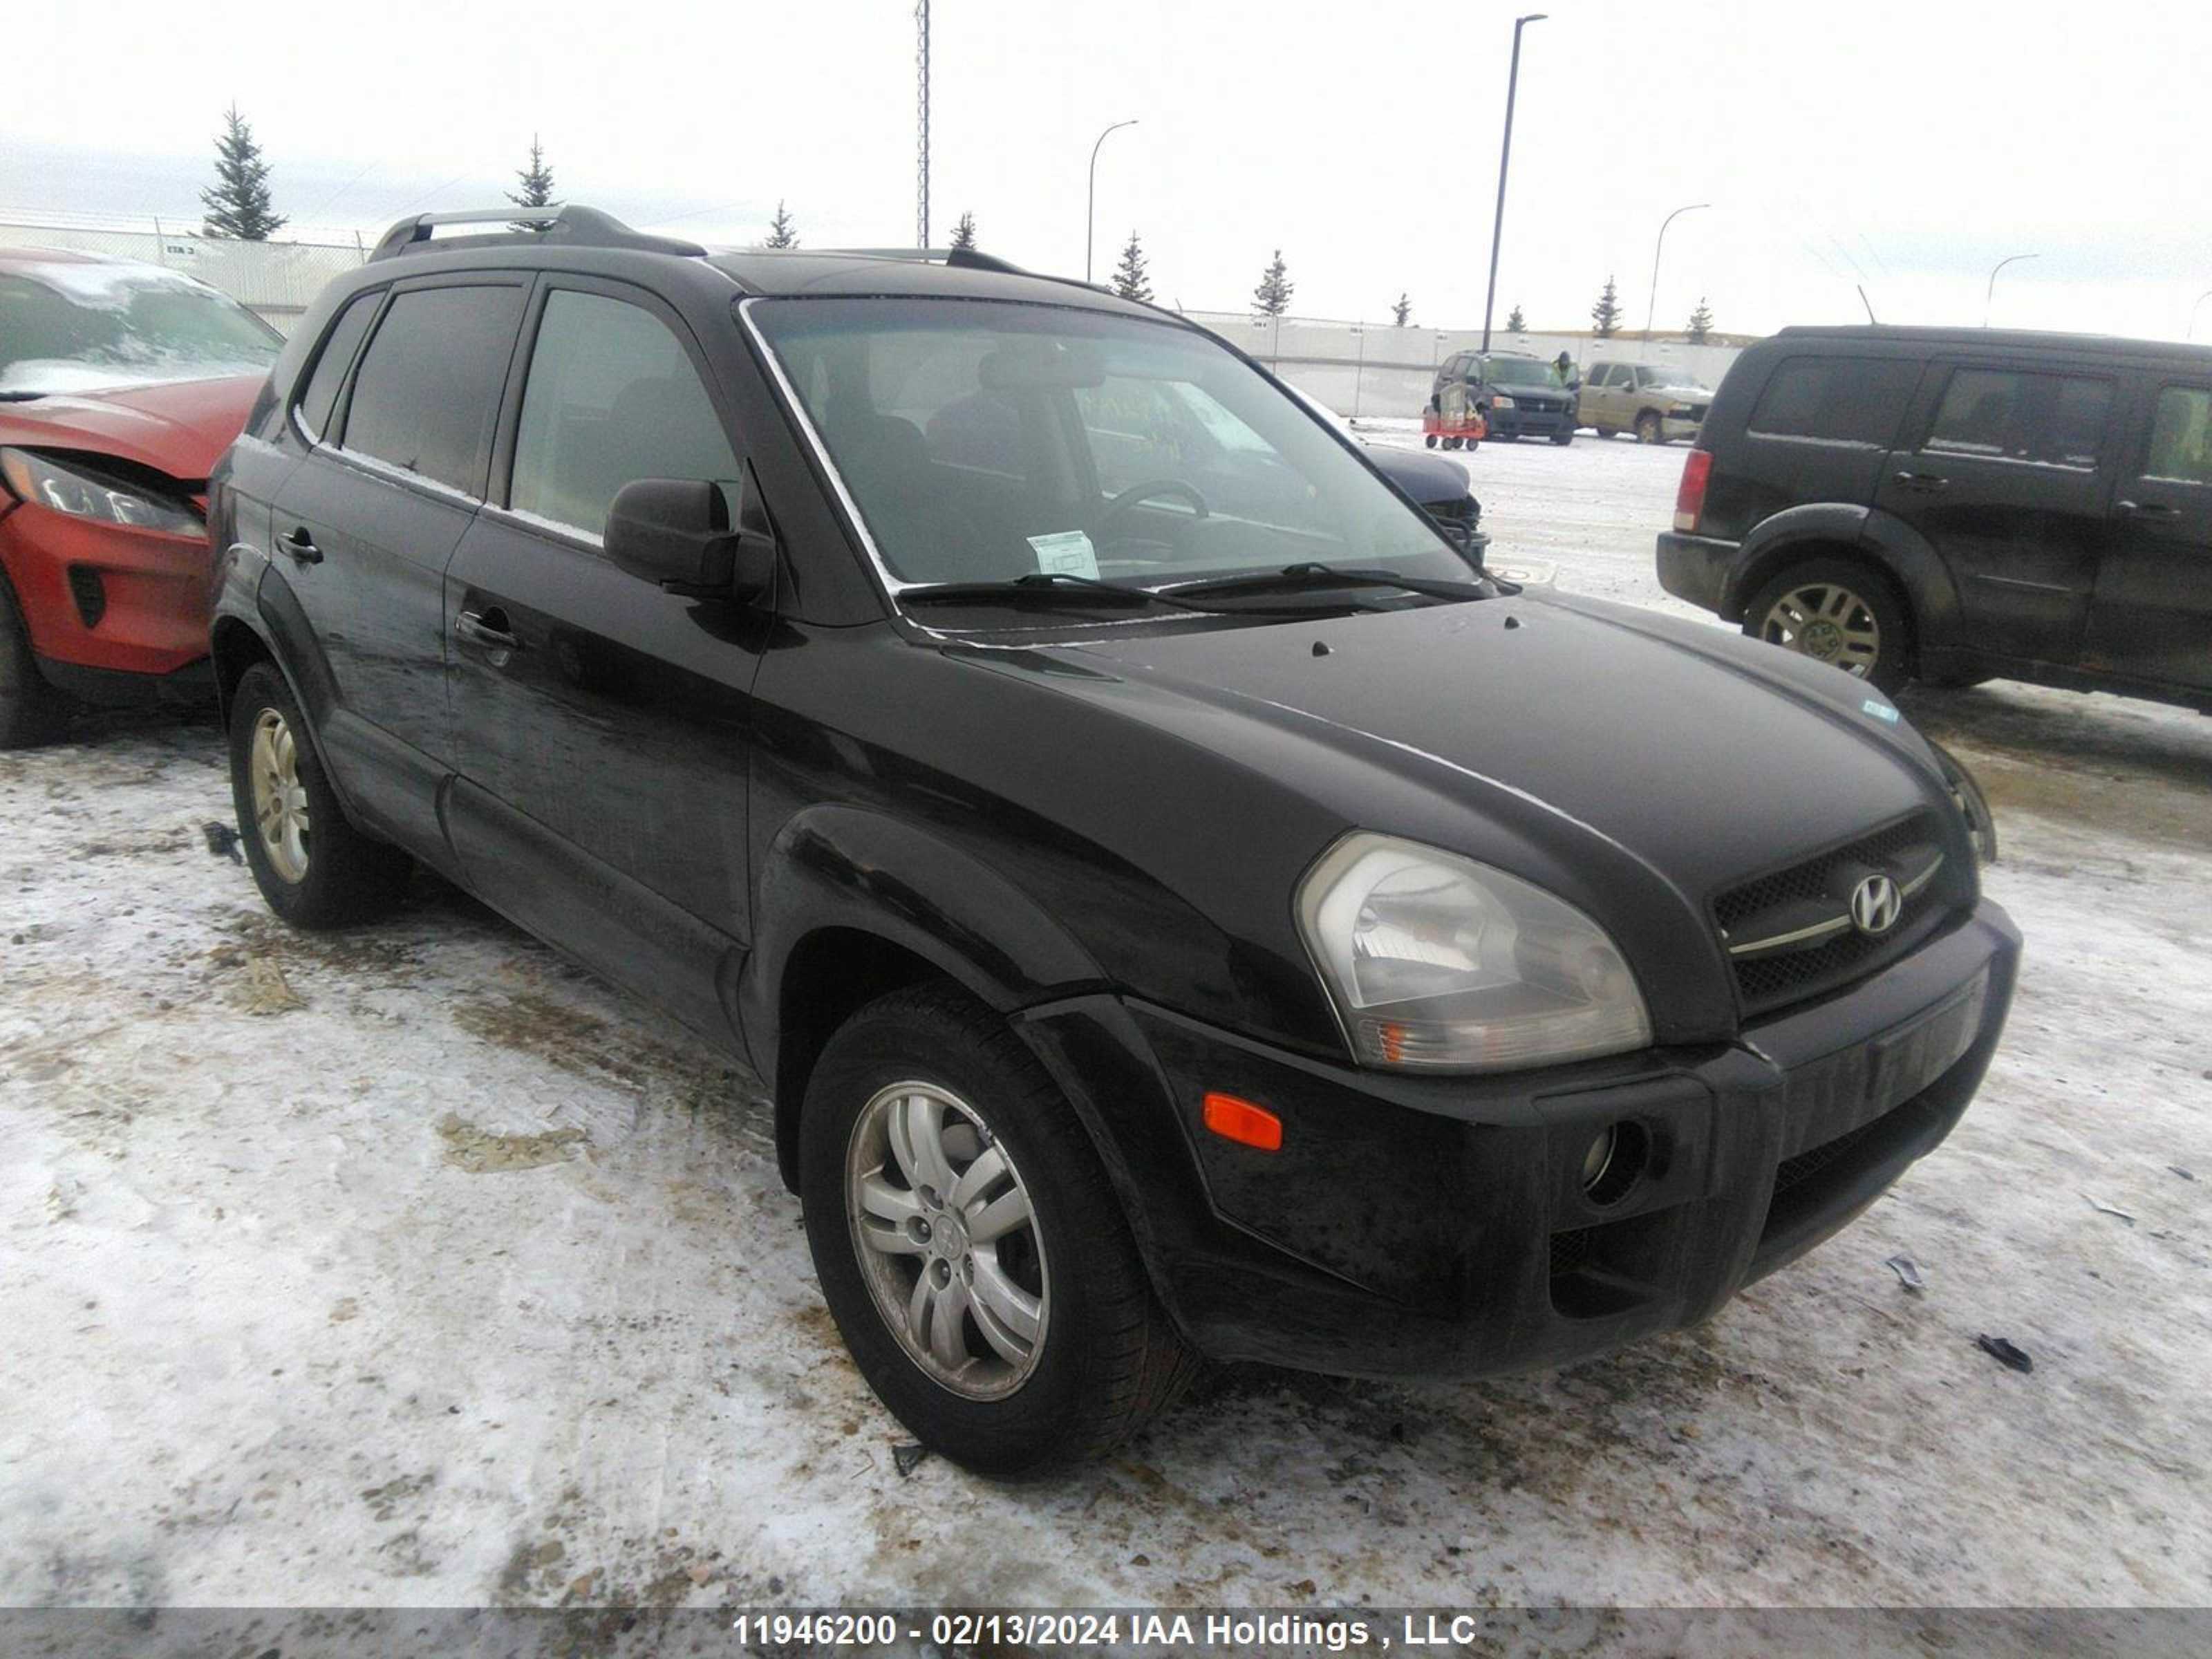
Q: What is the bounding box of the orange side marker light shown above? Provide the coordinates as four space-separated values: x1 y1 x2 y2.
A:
1202 1092 1283 1152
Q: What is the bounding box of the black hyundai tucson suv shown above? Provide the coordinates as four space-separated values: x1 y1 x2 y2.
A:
208 207 2020 1477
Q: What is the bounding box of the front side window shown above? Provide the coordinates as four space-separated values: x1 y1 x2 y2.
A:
751 297 1470 603
1923 368 2112 468
509 289 740 537
341 284 525 494
0 261 280 396
2144 386 2212 486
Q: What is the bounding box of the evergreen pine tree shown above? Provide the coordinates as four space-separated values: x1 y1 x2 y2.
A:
763 200 799 249
1391 292 1412 327
199 105 286 241
1112 231 1153 303
1251 250 1293 317
1505 303 1527 333
949 211 977 251
1687 297 1714 344
1591 275 1622 339
507 135 556 230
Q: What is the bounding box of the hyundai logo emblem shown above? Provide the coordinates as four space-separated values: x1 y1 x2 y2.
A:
1850 873 1904 936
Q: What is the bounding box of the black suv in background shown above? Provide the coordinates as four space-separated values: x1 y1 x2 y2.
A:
1660 326 2212 707
208 209 2017 1476
1428 350 1577 444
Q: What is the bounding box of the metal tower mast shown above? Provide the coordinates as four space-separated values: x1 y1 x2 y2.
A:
915 1 930 248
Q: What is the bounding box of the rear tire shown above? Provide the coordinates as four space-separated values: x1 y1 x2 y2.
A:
1743 557 1913 694
0 576 68 749
800 983 1198 1479
227 662 412 928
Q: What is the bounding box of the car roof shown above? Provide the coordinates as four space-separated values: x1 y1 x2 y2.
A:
1772 323 2212 366
706 250 1164 319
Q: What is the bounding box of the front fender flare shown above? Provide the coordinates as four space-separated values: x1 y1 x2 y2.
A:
741 803 1112 1092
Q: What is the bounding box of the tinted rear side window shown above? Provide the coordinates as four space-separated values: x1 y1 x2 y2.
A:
341 285 524 494
1923 368 2113 468
2145 386 2212 485
297 290 380 442
1745 355 1921 447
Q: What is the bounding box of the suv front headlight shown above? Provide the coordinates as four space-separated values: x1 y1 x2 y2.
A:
1295 832 1651 1072
0 447 202 538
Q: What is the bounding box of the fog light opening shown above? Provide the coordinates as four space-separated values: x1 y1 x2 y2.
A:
1580 1121 1649 1208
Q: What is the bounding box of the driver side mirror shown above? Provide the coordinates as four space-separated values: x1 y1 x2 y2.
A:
606 468 776 602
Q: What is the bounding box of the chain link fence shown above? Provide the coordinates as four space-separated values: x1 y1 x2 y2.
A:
0 212 368 335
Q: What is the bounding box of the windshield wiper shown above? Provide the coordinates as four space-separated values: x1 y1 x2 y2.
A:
0 391 46 402
899 571 1378 617
1163 562 1492 603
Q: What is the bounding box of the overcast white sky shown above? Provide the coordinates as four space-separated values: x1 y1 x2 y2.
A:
6 0 2209 340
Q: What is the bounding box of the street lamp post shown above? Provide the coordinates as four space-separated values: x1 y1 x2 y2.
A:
1085 119 1138 283
1480 13 1546 353
2188 288 2212 341
1644 203 1709 343
1983 253 2038 327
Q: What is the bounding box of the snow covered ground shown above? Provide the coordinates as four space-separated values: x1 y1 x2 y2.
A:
3 435 2209 1629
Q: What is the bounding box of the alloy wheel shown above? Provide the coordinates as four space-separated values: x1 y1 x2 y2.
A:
845 1080 1049 1400
1761 582 1882 678
250 707 312 882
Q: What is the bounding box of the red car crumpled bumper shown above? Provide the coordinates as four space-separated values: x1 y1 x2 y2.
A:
1 498 214 701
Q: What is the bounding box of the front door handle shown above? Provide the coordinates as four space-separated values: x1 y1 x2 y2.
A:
2118 499 2179 520
279 525 322 564
1893 471 1949 493
454 609 522 652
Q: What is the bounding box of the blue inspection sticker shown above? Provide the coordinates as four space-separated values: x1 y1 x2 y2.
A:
1862 698 1901 724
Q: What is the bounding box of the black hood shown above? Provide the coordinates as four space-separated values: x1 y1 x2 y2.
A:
1040 590 1954 914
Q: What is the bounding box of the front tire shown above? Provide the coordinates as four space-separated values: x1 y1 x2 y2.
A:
227 662 412 927
800 984 1197 1478
1743 558 1913 693
1550 428 1574 446
1635 411 1663 444
0 575 68 749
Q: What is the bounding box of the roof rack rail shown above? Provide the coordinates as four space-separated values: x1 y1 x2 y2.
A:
367 203 707 263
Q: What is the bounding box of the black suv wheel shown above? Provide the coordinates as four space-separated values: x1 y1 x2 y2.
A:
227 662 413 926
800 983 1197 1478
1744 557 1912 693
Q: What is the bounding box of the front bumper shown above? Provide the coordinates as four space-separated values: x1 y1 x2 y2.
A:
1015 898 2018 1379
1486 404 1576 439
1656 529 1740 616
0 501 214 682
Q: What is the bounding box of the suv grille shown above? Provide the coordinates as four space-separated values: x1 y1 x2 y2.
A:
1713 814 1954 1015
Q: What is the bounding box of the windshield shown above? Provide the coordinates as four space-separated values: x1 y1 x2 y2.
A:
749 298 1474 608
0 262 281 396
1481 356 1562 388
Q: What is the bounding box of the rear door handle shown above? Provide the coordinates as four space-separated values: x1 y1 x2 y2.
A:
279 525 322 564
454 609 522 652
2117 499 2179 520
1893 471 1949 493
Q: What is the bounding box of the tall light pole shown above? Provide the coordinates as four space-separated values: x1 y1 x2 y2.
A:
1644 203 1709 343
2188 288 2212 341
915 1 930 247
1480 13 1545 352
1085 119 1138 283
1983 252 2037 327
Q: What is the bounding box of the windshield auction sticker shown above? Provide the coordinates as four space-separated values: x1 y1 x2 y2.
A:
1028 529 1101 579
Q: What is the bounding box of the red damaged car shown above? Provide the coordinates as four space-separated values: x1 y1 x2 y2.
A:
1 247 279 744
